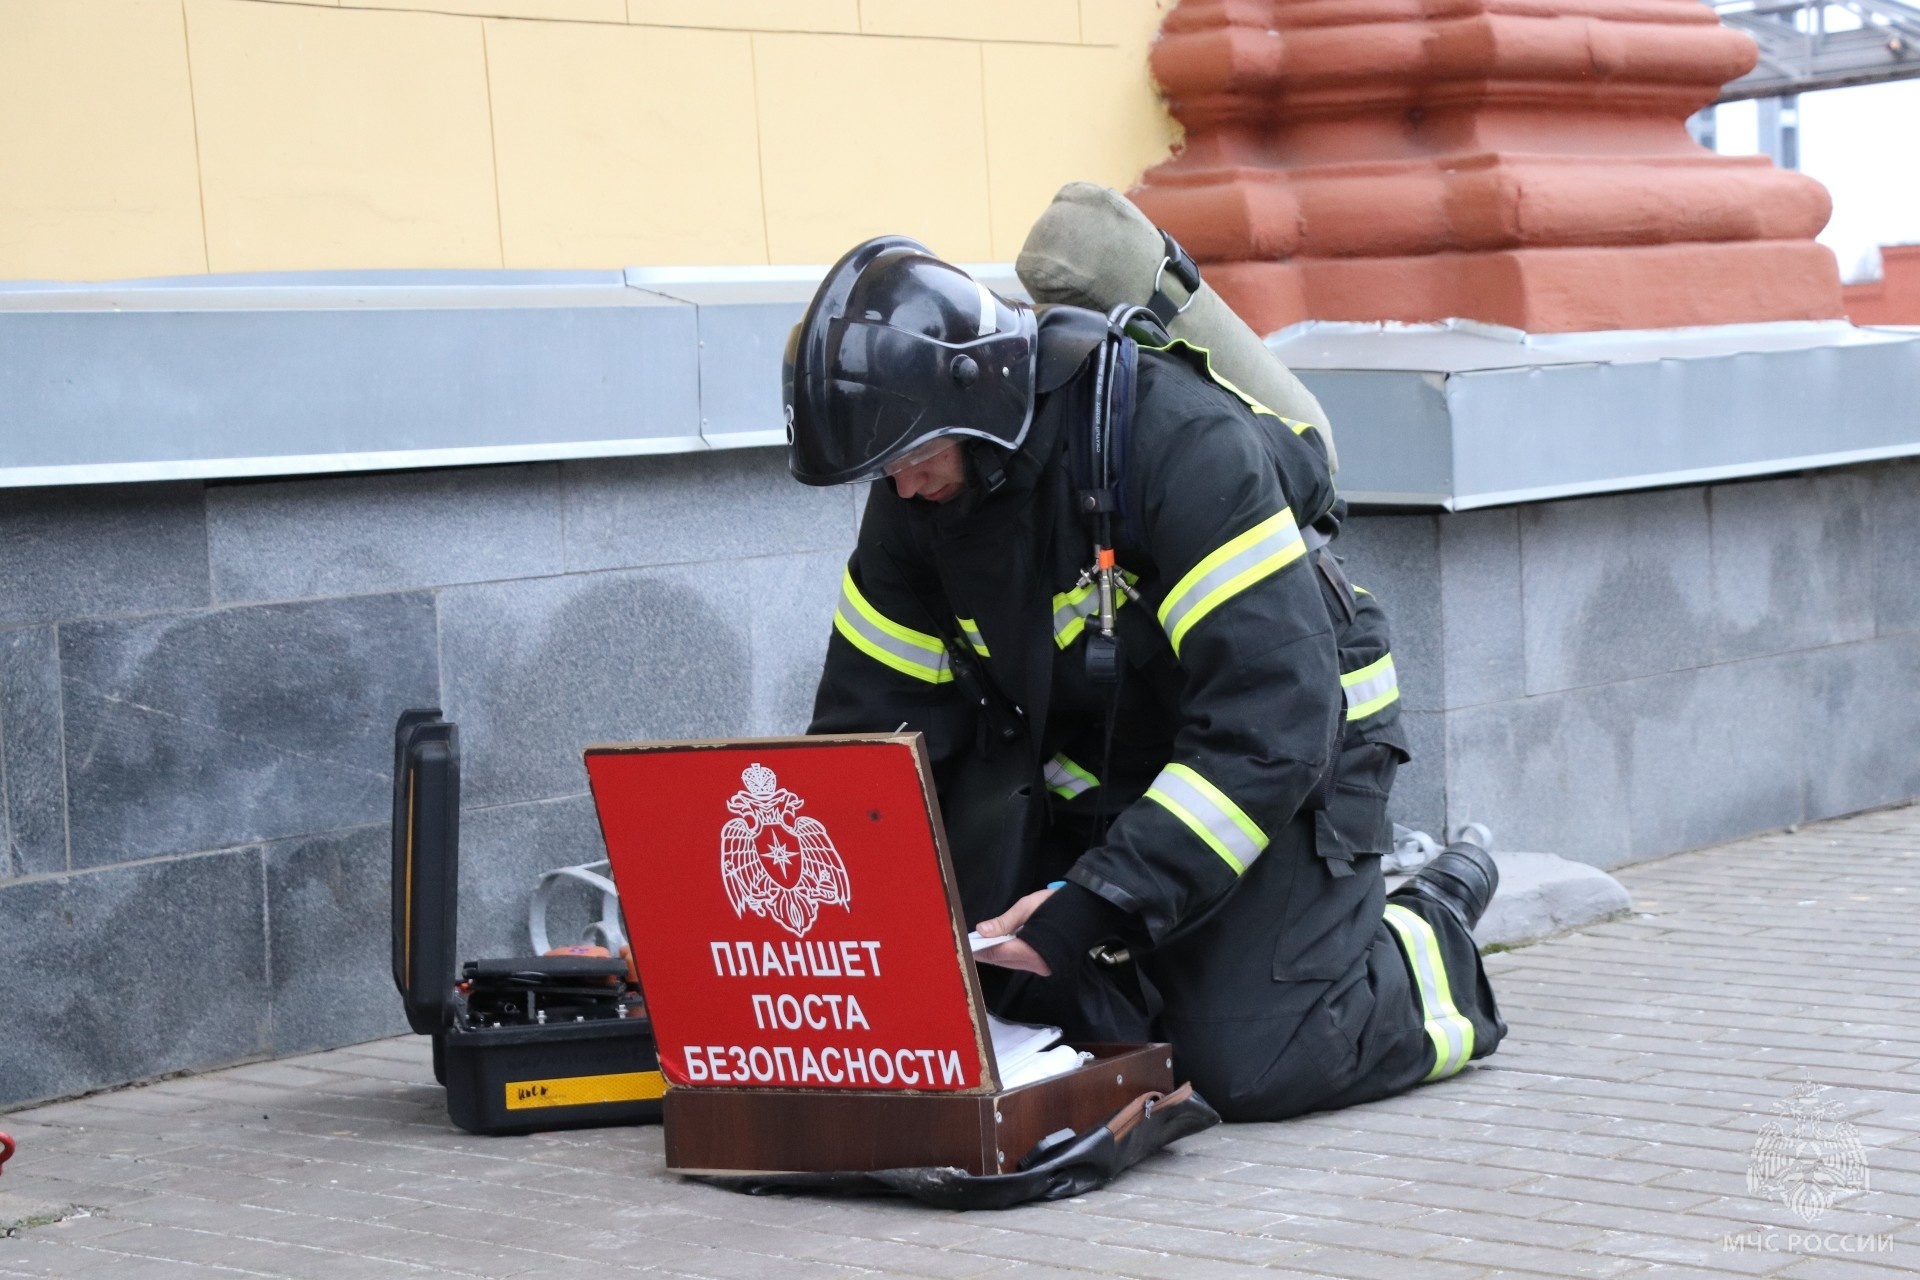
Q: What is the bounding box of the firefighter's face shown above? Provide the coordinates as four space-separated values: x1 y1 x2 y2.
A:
886 441 966 503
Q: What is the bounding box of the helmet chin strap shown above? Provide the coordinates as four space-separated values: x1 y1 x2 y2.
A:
963 438 1014 495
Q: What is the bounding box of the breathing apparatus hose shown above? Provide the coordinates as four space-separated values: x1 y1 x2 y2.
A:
1081 303 1163 847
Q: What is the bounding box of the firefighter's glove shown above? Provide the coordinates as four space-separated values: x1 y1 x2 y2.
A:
1013 883 1142 981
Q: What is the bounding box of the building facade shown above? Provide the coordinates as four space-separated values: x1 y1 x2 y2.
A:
4 0 1917 1107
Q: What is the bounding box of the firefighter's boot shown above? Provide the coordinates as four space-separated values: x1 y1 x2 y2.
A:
1390 830 1499 930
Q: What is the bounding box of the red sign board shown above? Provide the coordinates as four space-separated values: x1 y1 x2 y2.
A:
586 736 993 1093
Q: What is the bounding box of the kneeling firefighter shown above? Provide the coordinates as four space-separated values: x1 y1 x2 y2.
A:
785 233 1505 1121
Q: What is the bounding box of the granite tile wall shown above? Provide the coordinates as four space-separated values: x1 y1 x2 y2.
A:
59 592 441 866
0 626 66 878
0 449 859 1107
0 848 271 1106
1335 455 1920 869
0 483 211 628
2 451 1915 1105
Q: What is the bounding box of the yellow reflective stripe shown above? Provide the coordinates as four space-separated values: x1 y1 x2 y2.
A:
1342 652 1400 721
1140 337 1275 418
832 568 953 684
1383 903 1475 1081
957 617 990 658
1043 753 1099 800
1143 762 1266 875
1139 337 1327 436
1156 509 1306 656
1353 584 1372 597
1050 582 1095 647
1210 367 1279 420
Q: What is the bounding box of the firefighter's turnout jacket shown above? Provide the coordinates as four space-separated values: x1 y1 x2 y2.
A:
809 327 1504 1120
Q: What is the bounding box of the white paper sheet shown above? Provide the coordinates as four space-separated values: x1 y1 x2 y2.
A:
985 1013 1091 1088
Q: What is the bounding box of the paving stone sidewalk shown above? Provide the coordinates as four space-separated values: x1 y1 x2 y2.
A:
4 805 1918 1279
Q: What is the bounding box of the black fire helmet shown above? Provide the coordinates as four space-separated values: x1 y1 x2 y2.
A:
784 236 1039 487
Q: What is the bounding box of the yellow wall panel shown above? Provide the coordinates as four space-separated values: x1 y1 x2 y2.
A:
185 0 501 272
487 20 767 266
755 33 993 263
856 0 1079 44
342 0 625 20
627 1 858 33
1079 0 1169 47
0 0 1177 279
983 41 1178 258
0 0 206 280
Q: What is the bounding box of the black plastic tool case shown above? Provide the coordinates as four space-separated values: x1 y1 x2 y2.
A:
392 709 663 1135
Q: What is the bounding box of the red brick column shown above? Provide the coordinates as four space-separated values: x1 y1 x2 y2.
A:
1132 0 1845 332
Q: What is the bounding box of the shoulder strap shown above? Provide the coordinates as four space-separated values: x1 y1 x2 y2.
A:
898 522 1028 749
1068 306 1161 689
1072 309 1160 545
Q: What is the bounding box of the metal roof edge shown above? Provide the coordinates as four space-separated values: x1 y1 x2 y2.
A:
0 435 716 492
1448 441 1920 511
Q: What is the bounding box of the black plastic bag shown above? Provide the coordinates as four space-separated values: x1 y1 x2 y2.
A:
697 1083 1219 1210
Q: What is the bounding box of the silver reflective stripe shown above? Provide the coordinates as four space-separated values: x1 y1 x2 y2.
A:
1384 903 1475 1081
1342 653 1399 722
958 617 990 657
1157 509 1306 656
1043 753 1099 800
1051 579 1131 648
1143 762 1267 875
832 568 953 685
1052 584 1098 647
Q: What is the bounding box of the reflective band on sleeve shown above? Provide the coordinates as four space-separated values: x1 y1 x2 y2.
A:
957 617 990 658
1051 576 1133 649
1383 902 1475 1081
1043 753 1099 800
1341 652 1400 721
832 568 953 685
1143 762 1267 875
1279 416 1317 436
1156 508 1307 656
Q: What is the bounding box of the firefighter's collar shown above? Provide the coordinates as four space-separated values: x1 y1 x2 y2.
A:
1035 304 1107 394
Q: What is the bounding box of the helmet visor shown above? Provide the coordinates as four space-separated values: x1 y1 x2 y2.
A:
788 319 1033 485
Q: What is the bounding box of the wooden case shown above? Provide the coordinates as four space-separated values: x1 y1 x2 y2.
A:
586 734 1177 1178
663 1043 1172 1176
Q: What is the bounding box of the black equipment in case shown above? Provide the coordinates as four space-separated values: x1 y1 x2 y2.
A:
391 709 664 1136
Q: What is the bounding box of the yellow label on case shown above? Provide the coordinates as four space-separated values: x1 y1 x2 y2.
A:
504 1069 666 1110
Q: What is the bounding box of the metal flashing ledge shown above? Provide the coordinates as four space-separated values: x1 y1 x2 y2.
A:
0 271 699 489
0 267 1022 490
4 269 1916 504
1274 319 1920 510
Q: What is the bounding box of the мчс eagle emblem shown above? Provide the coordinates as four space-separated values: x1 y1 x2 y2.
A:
1748 1080 1869 1224
719 762 852 939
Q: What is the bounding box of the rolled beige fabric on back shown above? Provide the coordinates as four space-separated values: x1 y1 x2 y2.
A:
1015 182 1336 472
